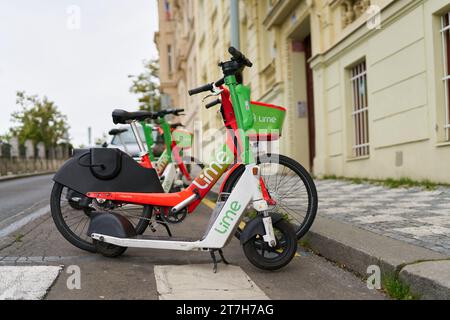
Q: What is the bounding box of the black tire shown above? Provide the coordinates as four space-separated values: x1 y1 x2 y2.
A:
222 154 318 240
50 182 152 253
94 240 127 258
243 219 297 271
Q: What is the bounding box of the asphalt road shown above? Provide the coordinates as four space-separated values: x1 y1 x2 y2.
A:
0 174 54 229
0 193 387 300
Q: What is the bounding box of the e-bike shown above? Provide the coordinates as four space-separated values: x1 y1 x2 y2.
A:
51 47 300 271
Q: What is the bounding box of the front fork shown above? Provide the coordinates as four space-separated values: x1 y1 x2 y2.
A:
251 166 277 247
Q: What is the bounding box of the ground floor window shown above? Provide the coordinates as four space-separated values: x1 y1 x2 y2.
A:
350 60 369 157
441 12 450 140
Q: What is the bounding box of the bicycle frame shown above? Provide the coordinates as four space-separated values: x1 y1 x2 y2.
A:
86 72 260 212
140 118 193 187
91 163 267 251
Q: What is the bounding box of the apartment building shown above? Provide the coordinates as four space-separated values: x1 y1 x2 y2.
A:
156 0 450 184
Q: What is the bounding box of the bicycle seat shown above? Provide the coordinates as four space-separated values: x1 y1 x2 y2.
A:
112 109 158 124
108 128 128 136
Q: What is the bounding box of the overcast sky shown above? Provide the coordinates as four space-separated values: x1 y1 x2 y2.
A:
0 0 158 147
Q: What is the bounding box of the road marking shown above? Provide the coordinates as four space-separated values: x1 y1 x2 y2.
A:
0 266 62 300
201 198 216 209
154 264 269 300
0 205 50 238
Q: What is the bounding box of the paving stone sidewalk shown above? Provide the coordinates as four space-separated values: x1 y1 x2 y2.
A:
315 179 450 256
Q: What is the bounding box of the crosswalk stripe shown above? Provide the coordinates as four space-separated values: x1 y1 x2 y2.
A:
0 266 62 300
154 264 269 300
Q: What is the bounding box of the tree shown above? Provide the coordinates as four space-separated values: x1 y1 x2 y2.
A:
129 59 161 111
10 91 70 149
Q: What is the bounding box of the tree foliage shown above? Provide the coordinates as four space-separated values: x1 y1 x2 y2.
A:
10 91 70 148
129 59 161 111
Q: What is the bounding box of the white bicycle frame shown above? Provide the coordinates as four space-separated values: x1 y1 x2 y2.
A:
90 163 276 251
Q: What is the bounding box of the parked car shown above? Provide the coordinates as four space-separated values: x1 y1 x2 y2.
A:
106 125 164 158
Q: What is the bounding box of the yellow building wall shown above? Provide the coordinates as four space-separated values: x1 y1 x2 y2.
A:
313 0 450 183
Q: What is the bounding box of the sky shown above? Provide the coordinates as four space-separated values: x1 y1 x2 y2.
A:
0 0 159 147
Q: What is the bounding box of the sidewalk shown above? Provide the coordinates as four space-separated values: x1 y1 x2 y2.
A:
307 179 450 299
315 179 450 256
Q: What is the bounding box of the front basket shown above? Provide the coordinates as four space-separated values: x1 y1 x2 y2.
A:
248 101 286 141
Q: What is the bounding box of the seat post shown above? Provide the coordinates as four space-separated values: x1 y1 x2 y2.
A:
130 120 146 153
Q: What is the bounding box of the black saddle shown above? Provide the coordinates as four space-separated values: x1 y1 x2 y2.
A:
108 128 128 136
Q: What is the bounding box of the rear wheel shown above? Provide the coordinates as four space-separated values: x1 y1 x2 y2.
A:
94 240 127 258
51 182 152 253
243 219 297 271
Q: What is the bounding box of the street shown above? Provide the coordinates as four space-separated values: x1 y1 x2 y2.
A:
0 176 385 300
0 174 53 233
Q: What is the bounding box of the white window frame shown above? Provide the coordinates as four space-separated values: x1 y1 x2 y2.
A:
441 12 450 141
167 45 173 74
350 61 370 157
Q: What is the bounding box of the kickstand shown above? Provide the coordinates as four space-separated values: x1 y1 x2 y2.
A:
218 249 229 265
210 249 229 273
155 216 172 237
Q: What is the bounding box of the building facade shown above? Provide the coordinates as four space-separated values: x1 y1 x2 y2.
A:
156 0 450 184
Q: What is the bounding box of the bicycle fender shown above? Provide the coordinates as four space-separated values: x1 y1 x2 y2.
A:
87 211 137 239
239 212 285 245
53 148 164 195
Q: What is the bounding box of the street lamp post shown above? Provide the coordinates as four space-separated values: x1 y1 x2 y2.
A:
230 0 240 50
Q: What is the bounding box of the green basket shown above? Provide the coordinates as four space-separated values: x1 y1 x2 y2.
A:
172 129 193 149
248 101 286 141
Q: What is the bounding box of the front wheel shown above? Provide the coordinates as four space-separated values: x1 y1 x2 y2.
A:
222 154 318 240
242 219 297 271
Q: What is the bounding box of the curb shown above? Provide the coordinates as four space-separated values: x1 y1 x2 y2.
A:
303 216 450 300
0 171 55 182
210 188 450 299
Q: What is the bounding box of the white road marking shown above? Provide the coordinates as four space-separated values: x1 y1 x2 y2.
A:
0 205 50 238
154 264 269 300
0 266 62 300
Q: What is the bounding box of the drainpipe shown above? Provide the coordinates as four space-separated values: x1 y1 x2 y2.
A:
230 0 240 49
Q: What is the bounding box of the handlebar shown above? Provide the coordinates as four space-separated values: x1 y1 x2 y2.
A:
205 99 221 109
187 47 253 109
188 83 213 96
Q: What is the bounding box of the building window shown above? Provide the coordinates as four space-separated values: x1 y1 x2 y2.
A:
350 60 369 157
167 45 173 74
441 12 450 140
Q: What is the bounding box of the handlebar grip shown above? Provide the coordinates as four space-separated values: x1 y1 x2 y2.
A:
228 47 253 67
215 78 225 87
188 83 213 96
205 99 221 109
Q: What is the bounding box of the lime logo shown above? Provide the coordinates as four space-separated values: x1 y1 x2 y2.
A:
253 114 277 124
193 151 230 190
214 201 241 234
257 116 277 123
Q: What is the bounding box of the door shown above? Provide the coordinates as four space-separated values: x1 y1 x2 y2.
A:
303 35 315 170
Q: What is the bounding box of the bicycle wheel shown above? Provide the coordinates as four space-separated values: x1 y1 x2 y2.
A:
243 218 297 270
50 182 152 253
222 154 318 239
